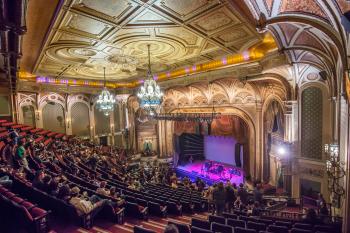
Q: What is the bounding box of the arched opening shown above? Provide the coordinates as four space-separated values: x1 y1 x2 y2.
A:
42 102 65 133
21 105 36 127
94 105 110 136
71 102 90 138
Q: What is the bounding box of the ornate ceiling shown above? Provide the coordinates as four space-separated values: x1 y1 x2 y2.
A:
31 0 262 81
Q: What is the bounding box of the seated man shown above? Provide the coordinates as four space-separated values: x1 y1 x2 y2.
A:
109 187 125 207
69 186 105 216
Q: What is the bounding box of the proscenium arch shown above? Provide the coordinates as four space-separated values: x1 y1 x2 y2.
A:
168 106 258 179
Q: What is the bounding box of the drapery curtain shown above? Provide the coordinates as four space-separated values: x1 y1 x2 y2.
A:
174 121 198 135
211 115 248 143
264 101 284 136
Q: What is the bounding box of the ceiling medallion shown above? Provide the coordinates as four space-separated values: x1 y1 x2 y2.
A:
137 44 163 115
108 54 138 72
96 67 115 116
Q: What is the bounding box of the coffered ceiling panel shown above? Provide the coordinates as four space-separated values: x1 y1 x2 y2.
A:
33 0 262 82
189 6 240 35
73 0 135 21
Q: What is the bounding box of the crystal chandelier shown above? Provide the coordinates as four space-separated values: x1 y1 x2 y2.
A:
137 44 163 114
96 67 115 116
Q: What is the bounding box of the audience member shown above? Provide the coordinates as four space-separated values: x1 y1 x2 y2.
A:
213 182 226 216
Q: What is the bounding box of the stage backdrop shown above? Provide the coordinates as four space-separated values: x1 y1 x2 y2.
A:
204 135 236 166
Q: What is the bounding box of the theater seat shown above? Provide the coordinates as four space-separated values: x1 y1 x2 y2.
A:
234 227 256 233
247 221 266 232
223 212 238 219
275 220 292 228
148 201 167 217
208 214 226 224
191 226 213 233
134 225 156 233
191 218 211 230
294 223 313 231
267 225 289 233
227 218 245 228
291 228 313 233
211 222 233 233
126 202 148 220
168 221 190 233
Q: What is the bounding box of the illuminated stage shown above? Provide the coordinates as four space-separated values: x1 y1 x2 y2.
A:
176 160 244 185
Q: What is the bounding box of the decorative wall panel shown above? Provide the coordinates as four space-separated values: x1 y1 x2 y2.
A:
71 102 90 137
94 105 110 135
42 103 66 133
0 95 11 116
301 87 323 160
22 106 35 127
113 105 121 132
114 135 123 148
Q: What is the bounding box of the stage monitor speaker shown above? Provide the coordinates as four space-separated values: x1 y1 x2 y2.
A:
319 71 327 81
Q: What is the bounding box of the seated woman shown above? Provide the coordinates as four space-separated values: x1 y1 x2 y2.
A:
96 181 110 196
69 186 106 216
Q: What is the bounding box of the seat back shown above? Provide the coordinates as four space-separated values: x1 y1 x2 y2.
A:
267 225 289 233
234 227 256 233
168 221 190 233
191 218 211 230
227 218 245 228
208 214 226 224
223 212 237 219
211 222 233 233
294 223 313 230
313 225 333 232
291 228 313 233
190 226 212 233
247 221 266 231
257 218 273 226
134 225 156 233
275 220 292 228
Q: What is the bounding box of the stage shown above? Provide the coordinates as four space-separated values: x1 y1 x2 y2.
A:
176 160 244 185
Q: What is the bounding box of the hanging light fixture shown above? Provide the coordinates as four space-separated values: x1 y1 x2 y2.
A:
137 44 163 114
96 67 116 116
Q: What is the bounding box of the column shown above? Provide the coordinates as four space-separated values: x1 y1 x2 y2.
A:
157 120 163 156
65 108 72 135
110 108 115 146
89 106 95 142
255 102 263 180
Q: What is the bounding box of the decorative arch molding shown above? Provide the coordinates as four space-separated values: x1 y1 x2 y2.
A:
38 93 66 112
249 73 292 100
262 94 286 115
67 94 91 111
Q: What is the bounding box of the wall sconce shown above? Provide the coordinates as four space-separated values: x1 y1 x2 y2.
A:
35 110 40 121
66 118 71 128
